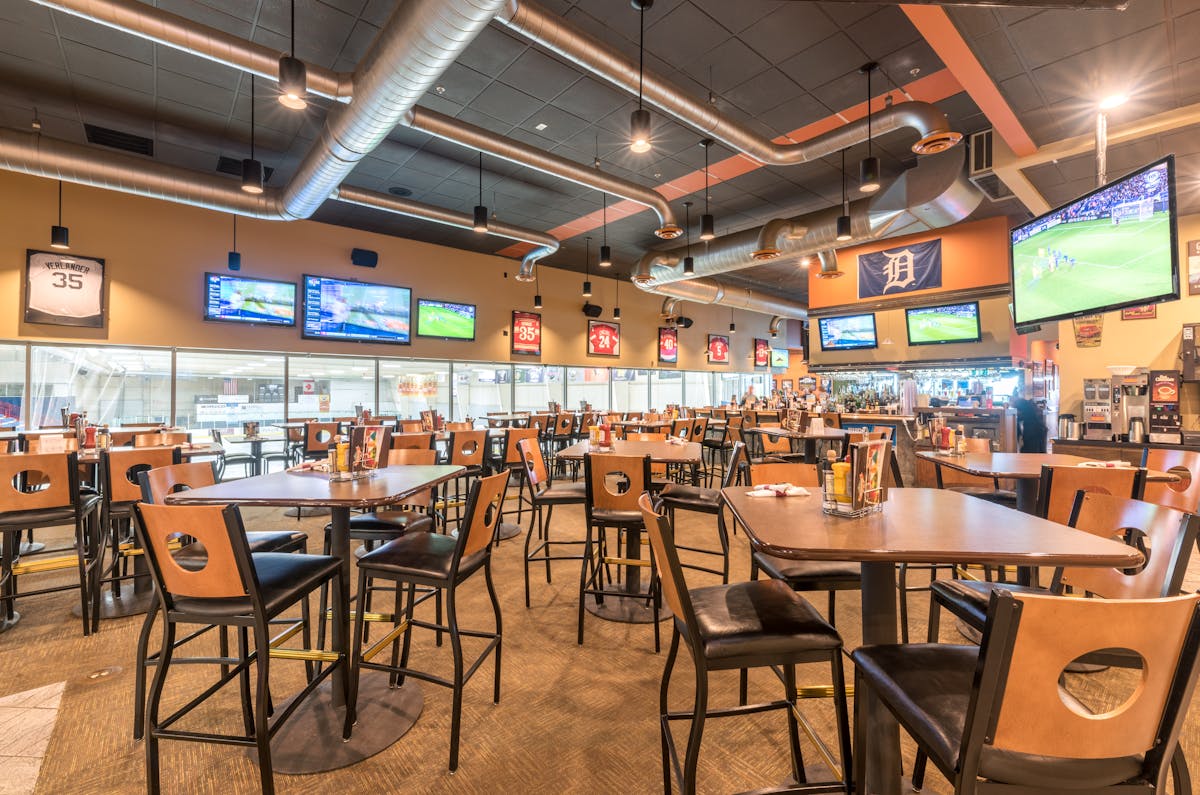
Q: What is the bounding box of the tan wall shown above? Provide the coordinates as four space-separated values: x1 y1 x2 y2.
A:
0 170 774 370
1056 211 1200 420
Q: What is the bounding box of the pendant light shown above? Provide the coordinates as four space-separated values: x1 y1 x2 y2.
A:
50 180 69 250
473 152 488 233
227 215 241 270
533 264 543 309
729 306 736 334
836 149 852 242
582 236 593 297
613 270 622 319
599 193 612 266
700 138 715 240
682 201 694 274
278 0 307 110
241 75 264 194
629 0 653 154
858 62 881 194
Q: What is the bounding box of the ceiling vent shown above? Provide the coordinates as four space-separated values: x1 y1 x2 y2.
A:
967 129 1014 202
84 124 153 157
217 155 274 183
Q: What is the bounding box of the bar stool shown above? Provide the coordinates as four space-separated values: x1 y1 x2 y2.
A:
209 428 258 480
657 441 747 584
518 437 586 607
301 421 339 462
492 427 539 541
638 494 852 795
347 471 507 772
135 501 349 795
445 429 487 531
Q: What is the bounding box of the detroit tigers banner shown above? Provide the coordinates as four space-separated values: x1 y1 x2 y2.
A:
857 239 942 299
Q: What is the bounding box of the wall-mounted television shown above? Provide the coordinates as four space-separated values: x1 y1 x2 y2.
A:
204 273 295 326
417 298 477 341
770 348 790 368
1009 155 1178 328
905 301 982 346
817 314 877 351
301 275 411 344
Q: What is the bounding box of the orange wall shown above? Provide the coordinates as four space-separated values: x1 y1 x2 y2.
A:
808 216 1010 309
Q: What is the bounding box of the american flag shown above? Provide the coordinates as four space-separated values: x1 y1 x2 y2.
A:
222 378 238 395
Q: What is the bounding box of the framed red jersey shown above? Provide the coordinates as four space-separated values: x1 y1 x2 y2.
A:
658 327 678 363
707 334 730 364
511 310 542 355
587 319 620 357
753 338 770 367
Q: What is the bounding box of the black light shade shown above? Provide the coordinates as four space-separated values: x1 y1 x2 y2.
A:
700 213 715 241
613 306 621 319
599 244 612 267
729 322 736 333
630 108 652 153
534 294 543 309
683 256 694 275
227 250 242 270
859 155 881 194
50 224 69 250
473 204 488 233
836 213 852 241
771 329 778 338
582 280 592 297
241 157 264 194
278 55 307 109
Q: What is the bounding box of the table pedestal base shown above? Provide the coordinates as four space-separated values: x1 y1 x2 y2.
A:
495 521 522 541
0 610 20 634
73 588 154 619
19 541 45 555
269 672 423 774
584 588 671 623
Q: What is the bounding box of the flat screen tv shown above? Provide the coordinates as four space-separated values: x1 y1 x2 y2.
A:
817 313 877 351
1009 155 1178 328
301 275 411 344
203 273 296 326
905 301 982 346
416 298 476 341
770 348 790 368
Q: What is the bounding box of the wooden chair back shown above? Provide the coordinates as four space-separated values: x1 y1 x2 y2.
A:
585 453 651 514
757 425 792 455
459 472 508 559
670 419 692 440
134 431 191 448
722 442 749 489
627 432 667 442
382 449 437 508
24 435 79 453
390 432 434 451
644 413 662 423
445 421 474 432
397 419 424 433
108 430 136 447
303 422 340 457
820 412 841 429
529 413 553 434
1037 465 1145 525
974 590 1200 764
690 417 708 441
552 412 575 438
749 462 819 487
518 437 550 496
1141 448 1200 513
639 492 694 630
448 430 487 468
0 452 74 512
135 503 247 599
503 428 539 466
139 461 217 504
103 446 179 504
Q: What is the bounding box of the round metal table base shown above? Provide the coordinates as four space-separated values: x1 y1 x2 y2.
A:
494 521 522 541
267 672 423 774
0 611 21 634
19 541 46 555
585 589 671 623
73 589 155 619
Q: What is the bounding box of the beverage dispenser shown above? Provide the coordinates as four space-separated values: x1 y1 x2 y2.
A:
1111 369 1150 442
1082 378 1112 441
1149 370 1183 444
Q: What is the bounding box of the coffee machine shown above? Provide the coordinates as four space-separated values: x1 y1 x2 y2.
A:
1111 369 1150 442
1082 378 1113 441
1149 370 1183 444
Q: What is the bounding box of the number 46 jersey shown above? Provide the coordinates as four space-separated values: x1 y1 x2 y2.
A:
27 251 103 322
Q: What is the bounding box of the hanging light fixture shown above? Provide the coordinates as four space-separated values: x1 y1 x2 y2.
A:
682 201 695 275
50 180 69 249
629 0 653 153
836 149 852 242
241 75 264 194
700 138 715 240
582 236 593 297
473 153 488 233
859 62 881 194
227 215 241 270
533 264 543 309
599 193 612 266
278 0 307 110
729 307 736 334
613 270 621 319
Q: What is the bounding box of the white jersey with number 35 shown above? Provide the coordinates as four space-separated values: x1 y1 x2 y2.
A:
27 252 102 319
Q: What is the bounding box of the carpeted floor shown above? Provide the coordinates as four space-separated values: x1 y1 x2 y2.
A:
1 496 1196 794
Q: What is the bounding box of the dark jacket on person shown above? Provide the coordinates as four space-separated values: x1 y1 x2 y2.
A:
1011 397 1047 453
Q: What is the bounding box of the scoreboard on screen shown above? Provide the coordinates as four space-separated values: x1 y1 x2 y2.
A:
25 250 105 328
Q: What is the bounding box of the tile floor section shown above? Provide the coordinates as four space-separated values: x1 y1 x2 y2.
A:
0 681 64 795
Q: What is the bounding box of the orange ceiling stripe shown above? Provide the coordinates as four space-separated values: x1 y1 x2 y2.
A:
900 4 1038 157
495 67 964 258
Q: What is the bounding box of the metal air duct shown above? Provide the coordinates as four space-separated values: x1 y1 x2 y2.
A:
636 278 808 320
497 0 962 164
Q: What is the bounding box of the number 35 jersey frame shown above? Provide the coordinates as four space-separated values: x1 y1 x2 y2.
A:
25 249 105 328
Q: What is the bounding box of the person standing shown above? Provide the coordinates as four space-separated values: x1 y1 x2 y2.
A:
1010 388 1047 453
741 384 757 408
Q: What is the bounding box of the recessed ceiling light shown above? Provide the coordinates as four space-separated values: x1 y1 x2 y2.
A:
388 186 412 197
534 122 548 131
434 85 446 94
1099 93 1129 110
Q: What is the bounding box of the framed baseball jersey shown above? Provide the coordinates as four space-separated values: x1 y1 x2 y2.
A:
25 249 105 328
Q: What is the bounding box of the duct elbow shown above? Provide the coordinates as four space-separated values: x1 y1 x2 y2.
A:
890 101 964 155
753 220 805 260
518 244 557 280
655 223 682 240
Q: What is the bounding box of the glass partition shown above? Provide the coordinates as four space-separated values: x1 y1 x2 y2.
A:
30 344 172 428
453 362 512 421
514 365 563 413
175 350 285 433
611 369 649 414
682 371 713 409
287 355 376 419
566 367 609 412
378 359 450 421
0 344 26 429
650 369 683 411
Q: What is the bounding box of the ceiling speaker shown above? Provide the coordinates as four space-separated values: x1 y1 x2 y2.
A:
582 303 603 318
351 247 378 268
675 316 693 329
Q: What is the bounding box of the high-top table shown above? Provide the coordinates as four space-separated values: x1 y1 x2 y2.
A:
167 463 462 773
744 425 849 461
722 486 1141 795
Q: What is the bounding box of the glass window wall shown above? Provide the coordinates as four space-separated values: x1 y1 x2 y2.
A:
31 345 172 428
453 362 512 421
650 370 683 411
611 369 649 414
378 359 450 421
286 355 375 419
0 344 25 429
683 371 714 409
566 367 609 412
513 365 563 413
175 350 285 434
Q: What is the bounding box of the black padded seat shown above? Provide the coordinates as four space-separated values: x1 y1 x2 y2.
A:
536 482 587 503
659 483 721 512
752 551 861 589
951 485 1019 505
686 579 841 668
341 511 434 538
172 552 339 620
172 530 308 571
589 508 643 525
357 530 486 583
3 495 102 529
928 578 1043 631
852 643 1144 790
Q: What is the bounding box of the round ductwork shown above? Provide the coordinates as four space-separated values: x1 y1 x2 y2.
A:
912 131 964 155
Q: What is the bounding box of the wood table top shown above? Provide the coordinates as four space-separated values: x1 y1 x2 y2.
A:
722 486 1142 568
915 451 1176 482
165 464 463 509
744 426 849 440
0 425 171 441
76 443 222 463
556 439 702 464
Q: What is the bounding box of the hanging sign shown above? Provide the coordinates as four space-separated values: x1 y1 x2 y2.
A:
857 239 942 298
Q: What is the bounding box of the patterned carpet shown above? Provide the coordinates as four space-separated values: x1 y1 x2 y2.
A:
1 496 1195 794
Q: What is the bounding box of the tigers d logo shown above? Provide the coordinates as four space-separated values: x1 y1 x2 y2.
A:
857 238 942 299
881 249 916 293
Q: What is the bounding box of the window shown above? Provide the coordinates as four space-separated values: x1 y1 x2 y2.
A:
379 359 450 421
31 344 171 428
650 369 683 411
566 367 609 412
287 355 375 419
0 344 25 429
175 350 284 432
453 362 512 421
683 371 713 409
514 365 563 412
611 369 649 414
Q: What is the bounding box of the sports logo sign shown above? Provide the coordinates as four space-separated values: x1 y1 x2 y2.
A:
857 239 942 299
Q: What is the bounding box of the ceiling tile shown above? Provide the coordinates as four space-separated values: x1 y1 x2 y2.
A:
468 82 544 127
689 0 780 34
739 4 837 64
778 33 868 93
1008 3 1165 71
